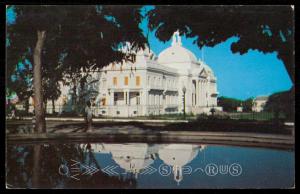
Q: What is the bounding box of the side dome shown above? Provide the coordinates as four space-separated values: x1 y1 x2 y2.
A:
157 45 198 65
157 30 199 70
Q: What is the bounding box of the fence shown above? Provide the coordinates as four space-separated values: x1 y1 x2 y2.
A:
227 111 286 121
12 104 291 122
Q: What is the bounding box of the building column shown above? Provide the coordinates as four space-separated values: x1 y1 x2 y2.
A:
201 80 204 107
209 82 212 106
109 90 114 116
123 90 127 105
195 81 197 106
205 81 208 107
207 81 210 107
127 90 130 105
110 90 114 105
197 81 199 107
199 81 202 107
139 90 142 105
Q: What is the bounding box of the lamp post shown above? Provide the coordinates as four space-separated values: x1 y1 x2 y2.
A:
182 86 186 119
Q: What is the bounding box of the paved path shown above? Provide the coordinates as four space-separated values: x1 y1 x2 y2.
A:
7 126 294 150
6 116 189 123
6 118 294 150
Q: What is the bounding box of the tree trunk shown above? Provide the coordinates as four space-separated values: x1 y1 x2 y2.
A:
72 78 77 111
25 98 29 114
44 99 47 114
32 145 41 188
33 30 46 133
52 98 56 114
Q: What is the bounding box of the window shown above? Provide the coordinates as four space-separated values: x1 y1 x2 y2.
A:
136 76 141 86
113 77 117 86
124 76 128 86
101 98 106 106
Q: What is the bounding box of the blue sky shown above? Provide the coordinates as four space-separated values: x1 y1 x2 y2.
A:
7 6 293 100
139 6 292 100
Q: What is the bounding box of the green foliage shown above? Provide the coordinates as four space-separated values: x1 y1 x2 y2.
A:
243 98 254 112
264 88 294 121
6 5 148 118
217 96 242 112
218 96 254 112
6 61 33 113
147 5 294 82
196 113 230 121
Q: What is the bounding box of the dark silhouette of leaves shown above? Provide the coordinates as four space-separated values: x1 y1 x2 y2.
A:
147 5 294 82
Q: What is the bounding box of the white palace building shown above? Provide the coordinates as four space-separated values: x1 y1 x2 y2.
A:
33 31 221 117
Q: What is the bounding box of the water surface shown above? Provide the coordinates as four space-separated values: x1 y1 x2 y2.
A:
6 142 294 189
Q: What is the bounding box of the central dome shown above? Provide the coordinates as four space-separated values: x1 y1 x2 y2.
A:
157 31 198 69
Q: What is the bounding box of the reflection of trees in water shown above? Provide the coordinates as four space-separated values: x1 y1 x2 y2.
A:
72 143 137 189
6 143 136 189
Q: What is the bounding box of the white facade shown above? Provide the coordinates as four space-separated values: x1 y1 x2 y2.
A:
252 96 269 112
237 106 243 112
39 31 221 117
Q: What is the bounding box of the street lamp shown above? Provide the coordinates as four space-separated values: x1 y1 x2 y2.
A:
182 86 186 119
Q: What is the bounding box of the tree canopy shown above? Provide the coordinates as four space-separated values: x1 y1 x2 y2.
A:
217 96 243 112
6 5 148 132
7 5 148 94
6 5 294 131
147 5 294 83
264 89 294 121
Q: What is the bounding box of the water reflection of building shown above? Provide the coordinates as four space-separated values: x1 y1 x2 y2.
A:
84 143 206 184
86 143 159 178
158 144 205 185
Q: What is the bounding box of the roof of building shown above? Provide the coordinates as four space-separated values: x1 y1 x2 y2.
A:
158 144 199 167
157 31 198 66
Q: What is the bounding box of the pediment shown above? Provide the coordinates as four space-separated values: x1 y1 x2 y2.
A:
199 68 208 78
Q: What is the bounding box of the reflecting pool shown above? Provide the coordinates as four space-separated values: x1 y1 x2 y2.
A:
6 143 294 189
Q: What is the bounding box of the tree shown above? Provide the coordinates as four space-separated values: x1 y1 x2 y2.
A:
6 143 137 188
217 96 242 112
6 60 33 114
43 77 62 114
243 98 254 112
264 89 294 121
147 5 294 83
7 5 147 133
